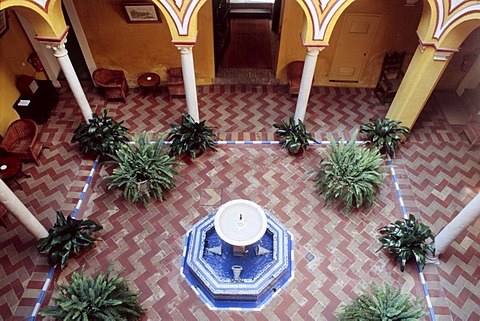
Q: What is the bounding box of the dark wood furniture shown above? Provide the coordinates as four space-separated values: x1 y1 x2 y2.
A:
167 68 185 101
92 68 129 103
374 52 406 104
0 119 46 165
14 74 59 124
137 72 160 97
0 155 31 190
287 61 304 100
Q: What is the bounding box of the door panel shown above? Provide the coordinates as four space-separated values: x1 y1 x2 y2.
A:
329 14 380 82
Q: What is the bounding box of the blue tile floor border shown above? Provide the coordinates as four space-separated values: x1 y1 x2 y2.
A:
29 146 436 319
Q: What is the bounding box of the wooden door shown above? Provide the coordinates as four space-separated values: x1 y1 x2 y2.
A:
329 14 380 82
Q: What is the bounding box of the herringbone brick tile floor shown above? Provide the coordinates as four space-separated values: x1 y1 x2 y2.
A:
0 83 478 320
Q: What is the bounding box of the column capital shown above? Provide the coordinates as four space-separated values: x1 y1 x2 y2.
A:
36 26 70 58
174 43 194 55
306 47 324 56
417 32 458 61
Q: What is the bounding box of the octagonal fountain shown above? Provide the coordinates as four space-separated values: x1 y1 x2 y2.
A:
181 199 294 310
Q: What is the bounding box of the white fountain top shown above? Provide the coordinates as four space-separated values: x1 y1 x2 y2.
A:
214 199 267 246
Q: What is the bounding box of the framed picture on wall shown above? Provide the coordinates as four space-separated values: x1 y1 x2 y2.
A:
123 3 161 23
0 10 8 38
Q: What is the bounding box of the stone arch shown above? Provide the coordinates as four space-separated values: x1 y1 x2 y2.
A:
437 14 480 49
1 0 66 37
151 0 208 43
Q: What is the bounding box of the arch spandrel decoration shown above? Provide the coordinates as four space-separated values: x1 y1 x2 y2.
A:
0 0 66 38
293 0 480 52
152 0 208 43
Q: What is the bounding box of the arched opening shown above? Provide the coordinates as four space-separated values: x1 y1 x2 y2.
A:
212 0 281 84
323 0 422 90
429 26 480 129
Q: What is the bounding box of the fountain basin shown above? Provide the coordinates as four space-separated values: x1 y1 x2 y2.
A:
181 202 294 311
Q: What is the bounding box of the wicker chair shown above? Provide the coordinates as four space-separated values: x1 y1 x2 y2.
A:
287 61 304 100
167 68 185 101
92 68 129 103
0 119 45 165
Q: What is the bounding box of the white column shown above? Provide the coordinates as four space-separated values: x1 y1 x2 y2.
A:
294 47 322 122
40 35 93 123
0 180 48 239
175 45 199 122
428 193 480 263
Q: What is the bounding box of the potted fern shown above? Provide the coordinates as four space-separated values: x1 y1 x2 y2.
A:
106 132 182 206
377 213 435 272
313 132 385 216
40 265 146 320
274 116 316 155
36 211 103 270
359 117 410 157
167 114 217 158
337 283 426 320
72 109 129 159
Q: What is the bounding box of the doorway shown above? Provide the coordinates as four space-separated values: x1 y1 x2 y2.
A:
329 13 380 82
214 0 279 84
60 3 90 80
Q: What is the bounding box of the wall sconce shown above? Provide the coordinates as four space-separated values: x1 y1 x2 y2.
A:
405 0 420 6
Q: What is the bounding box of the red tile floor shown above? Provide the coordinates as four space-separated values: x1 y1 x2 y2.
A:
0 83 479 320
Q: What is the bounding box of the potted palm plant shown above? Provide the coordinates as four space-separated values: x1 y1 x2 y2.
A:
337 283 426 320
359 117 410 157
377 213 435 272
72 109 129 159
36 211 103 270
312 132 385 216
106 132 182 206
274 116 316 155
167 114 217 158
40 265 146 320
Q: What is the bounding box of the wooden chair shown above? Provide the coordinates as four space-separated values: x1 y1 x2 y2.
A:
167 68 185 101
463 114 480 150
0 119 46 165
287 61 304 100
374 52 406 104
92 68 129 103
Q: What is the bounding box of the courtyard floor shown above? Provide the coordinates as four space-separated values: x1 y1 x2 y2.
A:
0 83 479 320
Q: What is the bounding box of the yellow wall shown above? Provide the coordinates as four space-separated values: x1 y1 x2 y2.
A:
0 9 36 135
276 0 422 87
73 0 214 86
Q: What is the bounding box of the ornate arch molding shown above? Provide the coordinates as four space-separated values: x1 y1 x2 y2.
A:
152 0 207 43
0 0 66 37
294 0 354 46
292 0 480 48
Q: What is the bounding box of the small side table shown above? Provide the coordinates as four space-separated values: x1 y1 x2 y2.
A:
0 156 31 190
137 72 160 97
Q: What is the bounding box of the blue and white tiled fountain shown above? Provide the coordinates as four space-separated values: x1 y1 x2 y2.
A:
181 199 294 311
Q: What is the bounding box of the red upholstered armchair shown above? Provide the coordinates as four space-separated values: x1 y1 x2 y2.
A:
92 68 129 103
0 119 45 165
287 61 304 100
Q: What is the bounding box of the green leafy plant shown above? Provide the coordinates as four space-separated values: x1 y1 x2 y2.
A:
337 283 426 320
167 114 217 158
106 132 182 206
36 211 103 270
72 109 130 158
40 265 146 320
359 118 410 157
274 116 316 155
313 133 385 215
378 213 435 272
